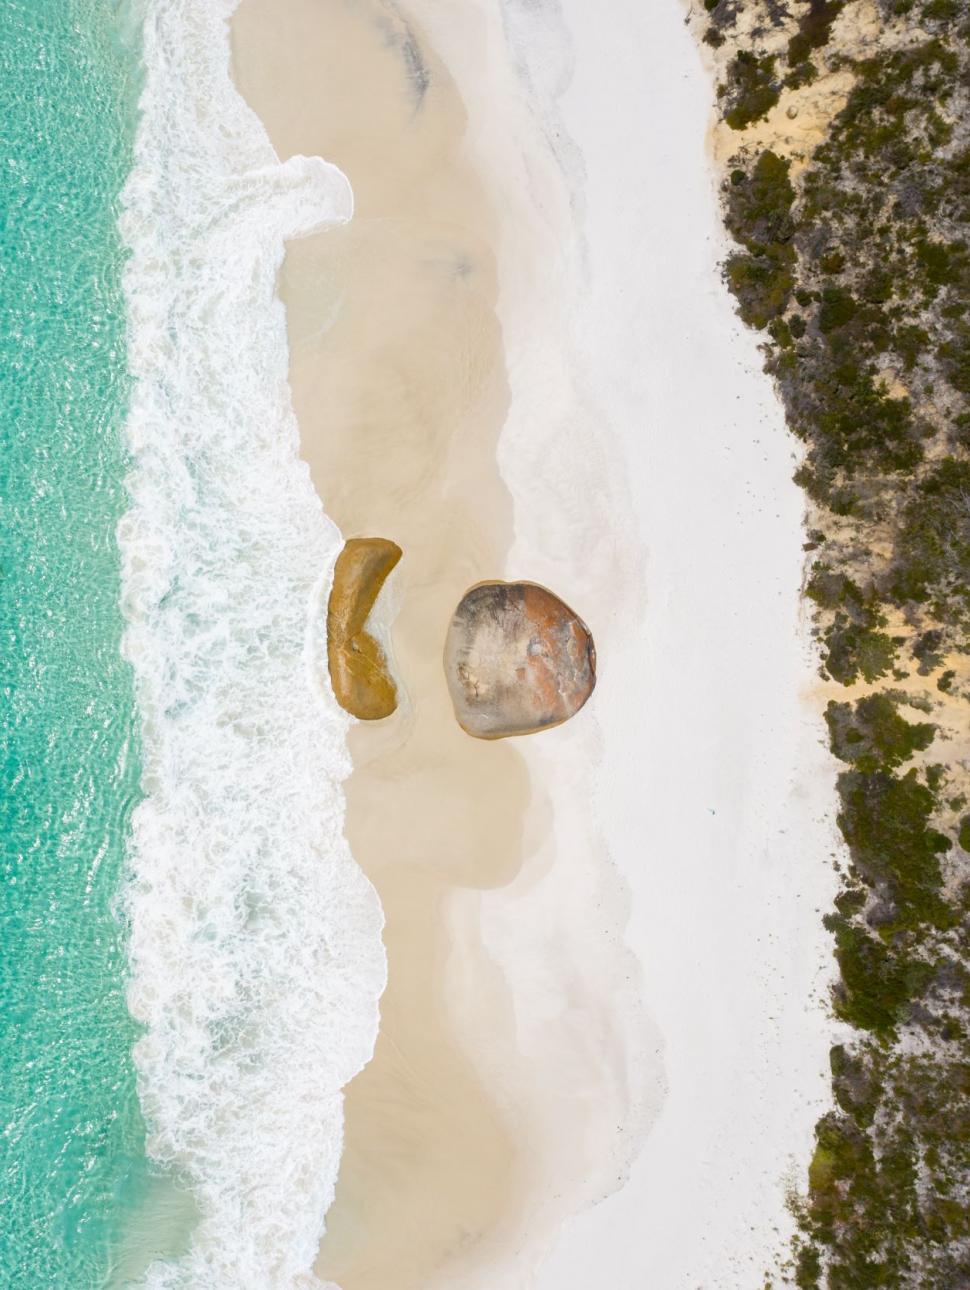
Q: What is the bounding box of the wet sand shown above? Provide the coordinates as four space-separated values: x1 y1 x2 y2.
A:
232 3 533 1286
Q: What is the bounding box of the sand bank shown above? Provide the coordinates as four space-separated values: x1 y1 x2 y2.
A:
233 0 839 1285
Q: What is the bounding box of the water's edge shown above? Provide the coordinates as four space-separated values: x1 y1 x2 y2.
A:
115 1 385 1283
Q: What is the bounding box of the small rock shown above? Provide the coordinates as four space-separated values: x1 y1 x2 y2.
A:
327 537 402 720
444 581 596 739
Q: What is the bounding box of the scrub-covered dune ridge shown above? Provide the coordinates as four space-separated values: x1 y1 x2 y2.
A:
692 1 970 1283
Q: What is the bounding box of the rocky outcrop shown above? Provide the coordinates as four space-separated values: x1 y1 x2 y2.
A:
327 537 402 720
444 581 596 739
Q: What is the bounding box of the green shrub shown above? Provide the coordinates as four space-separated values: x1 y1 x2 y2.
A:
788 0 844 66
818 286 857 332
726 252 794 328
830 916 928 1032
725 151 795 245
813 373 922 475
892 458 970 618
836 768 951 930
941 321 970 395
723 52 781 130
822 617 897 685
825 695 936 772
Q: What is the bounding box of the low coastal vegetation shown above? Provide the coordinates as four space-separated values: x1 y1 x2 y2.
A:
694 0 970 1282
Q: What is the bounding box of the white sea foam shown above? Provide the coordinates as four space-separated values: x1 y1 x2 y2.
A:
117 2 385 1285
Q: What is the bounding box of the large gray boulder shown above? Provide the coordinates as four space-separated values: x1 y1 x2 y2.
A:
444 581 596 739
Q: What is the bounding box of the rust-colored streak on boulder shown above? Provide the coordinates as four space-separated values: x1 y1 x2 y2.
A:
328 537 403 720
444 581 596 739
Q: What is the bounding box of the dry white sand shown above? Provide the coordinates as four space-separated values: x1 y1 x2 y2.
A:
233 0 840 1285
445 1 841 1284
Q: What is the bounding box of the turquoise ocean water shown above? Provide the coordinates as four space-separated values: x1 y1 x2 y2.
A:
0 1 148 1284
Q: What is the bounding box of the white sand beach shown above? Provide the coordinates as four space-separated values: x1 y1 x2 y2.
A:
231 0 840 1285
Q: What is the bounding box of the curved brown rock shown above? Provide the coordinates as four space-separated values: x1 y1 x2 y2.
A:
444 581 596 739
327 537 403 720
